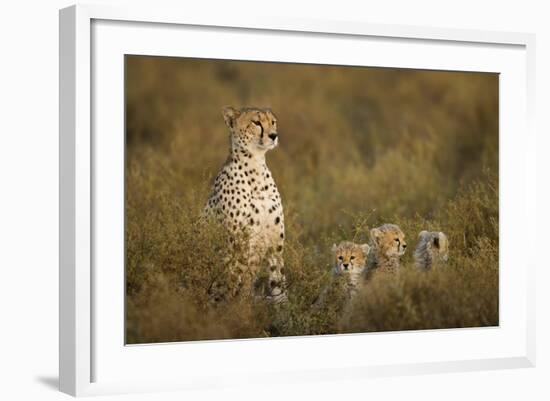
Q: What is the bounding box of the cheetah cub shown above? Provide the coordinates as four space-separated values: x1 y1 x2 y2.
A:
367 224 407 273
332 241 370 298
414 231 449 270
204 106 286 303
313 241 370 309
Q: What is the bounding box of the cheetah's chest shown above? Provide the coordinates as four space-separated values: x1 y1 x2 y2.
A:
207 158 284 247
247 170 283 240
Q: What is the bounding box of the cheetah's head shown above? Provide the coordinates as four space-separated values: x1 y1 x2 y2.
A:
370 224 407 259
222 106 279 155
332 241 370 275
418 230 449 262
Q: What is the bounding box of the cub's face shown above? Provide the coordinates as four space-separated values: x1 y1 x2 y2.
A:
419 231 449 262
332 241 370 275
222 106 278 154
370 224 407 258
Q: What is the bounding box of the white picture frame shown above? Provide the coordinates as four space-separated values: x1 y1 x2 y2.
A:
59 3 536 397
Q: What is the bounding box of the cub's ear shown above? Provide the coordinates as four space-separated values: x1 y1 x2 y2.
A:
331 243 338 253
433 234 440 249
222 106 240 128
360 243 370 255
370 228 382 245
418 230 429 239
438 231 447 247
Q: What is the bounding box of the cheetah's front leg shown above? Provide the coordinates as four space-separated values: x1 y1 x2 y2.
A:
264 253 287 304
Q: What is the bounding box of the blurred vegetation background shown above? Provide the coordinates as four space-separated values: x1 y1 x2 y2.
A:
125 56 499 344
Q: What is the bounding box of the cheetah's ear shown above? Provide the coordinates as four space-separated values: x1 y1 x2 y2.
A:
222 106 240 129
418 230 429 239
435 231 448 248
331 243 338 253
439 232 448 246
360 243 370 256
370 228 382 245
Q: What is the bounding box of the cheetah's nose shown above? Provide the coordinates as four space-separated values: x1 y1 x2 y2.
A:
343 263 349 269
268 133 278 141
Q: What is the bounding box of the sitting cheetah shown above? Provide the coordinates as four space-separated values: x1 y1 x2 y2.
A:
367 224 407 273
331 241 370 298
204 106 286 303
414 231 449 270
313 242 370 309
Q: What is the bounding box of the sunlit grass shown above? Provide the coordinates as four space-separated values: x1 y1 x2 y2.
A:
125 56 498 343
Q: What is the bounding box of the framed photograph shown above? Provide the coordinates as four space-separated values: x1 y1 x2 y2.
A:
59 4 536 396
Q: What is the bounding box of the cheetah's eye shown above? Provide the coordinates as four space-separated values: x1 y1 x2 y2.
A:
338 256 343 261
394 238 400 242
350 256 355 260
252 120 263 135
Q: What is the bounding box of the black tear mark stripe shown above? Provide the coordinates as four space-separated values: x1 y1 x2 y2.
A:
252 121 264 137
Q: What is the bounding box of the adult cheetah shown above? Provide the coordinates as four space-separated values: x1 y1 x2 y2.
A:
204 106 286 303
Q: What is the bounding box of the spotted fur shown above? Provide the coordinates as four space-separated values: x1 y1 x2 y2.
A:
204 106 286 303
331 241 370 297
313 241 370 310
367 224 407 273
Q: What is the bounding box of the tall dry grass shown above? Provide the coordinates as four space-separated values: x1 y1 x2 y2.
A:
125 56 498 343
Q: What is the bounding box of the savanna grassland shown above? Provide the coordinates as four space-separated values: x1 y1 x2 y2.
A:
125 56 499 344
